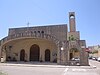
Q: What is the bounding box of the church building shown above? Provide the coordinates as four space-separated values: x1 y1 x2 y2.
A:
0 12 89 66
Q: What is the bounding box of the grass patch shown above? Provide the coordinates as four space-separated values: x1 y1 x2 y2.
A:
0 71 8 75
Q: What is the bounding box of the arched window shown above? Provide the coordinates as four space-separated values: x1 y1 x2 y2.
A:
45 49 50 61
38 31 40 33
41 31 44 34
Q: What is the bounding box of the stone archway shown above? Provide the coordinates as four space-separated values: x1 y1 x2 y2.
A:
30 44 40 61
1 34 60 63
45 49 50 62
20 49 25 61
69 48 79 60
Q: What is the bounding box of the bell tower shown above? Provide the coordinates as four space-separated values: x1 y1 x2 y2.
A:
69 12 76 32
67 12 80 41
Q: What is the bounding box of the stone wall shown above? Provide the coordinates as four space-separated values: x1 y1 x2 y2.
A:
8 24 67 41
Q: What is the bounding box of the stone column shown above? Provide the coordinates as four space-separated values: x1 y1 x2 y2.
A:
61 47 64 64
57 41 68 65
65 41 69 65
78 40 89 66
1 49 6 62
57 41 66 64
57 42 61 64
61 41 68 65
80 48 89 66
62 47 67 65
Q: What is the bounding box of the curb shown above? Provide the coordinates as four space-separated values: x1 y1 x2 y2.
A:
0 63 67 68
0 63 94 69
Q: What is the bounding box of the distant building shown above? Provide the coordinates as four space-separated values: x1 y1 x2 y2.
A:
0 12 89 66
88 45 100 57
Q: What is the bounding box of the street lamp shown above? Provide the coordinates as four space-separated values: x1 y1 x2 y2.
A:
61 47 64 51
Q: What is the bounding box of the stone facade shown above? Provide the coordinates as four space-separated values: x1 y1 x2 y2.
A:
0 12 89 66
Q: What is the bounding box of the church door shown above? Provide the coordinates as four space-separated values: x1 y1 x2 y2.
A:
30 44 40 61
45 49 50 61
20 49 25 61
70 53 73 60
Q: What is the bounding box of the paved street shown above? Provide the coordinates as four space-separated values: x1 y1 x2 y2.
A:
89 60 100 75
0 65 65 75
0 60 100 75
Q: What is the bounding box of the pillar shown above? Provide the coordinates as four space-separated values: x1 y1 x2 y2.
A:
80 48 89 66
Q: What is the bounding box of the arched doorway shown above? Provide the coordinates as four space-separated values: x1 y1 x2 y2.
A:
30 44 40 61
20 49 25 61
70 53 73 60
70 48 79 60
45 49 50 61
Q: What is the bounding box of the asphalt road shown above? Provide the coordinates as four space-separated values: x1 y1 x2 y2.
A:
0 60 99 75
89 60 100 75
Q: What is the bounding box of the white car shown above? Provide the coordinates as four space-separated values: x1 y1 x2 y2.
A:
97 57 100 62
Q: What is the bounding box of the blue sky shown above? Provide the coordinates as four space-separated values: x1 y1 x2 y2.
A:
0 0 100 46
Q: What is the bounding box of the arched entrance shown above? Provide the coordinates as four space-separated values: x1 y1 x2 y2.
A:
69 48 79 60
70 53 73 60
20 49 25 61
30 44 40 61
45 49 50 61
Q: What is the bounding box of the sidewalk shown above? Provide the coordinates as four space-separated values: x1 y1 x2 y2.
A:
0 62 66 68
0 62 94 69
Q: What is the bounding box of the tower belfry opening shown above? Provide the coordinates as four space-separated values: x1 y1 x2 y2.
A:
70 14 75 18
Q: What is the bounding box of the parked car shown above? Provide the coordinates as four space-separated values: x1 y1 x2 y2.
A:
74 58 80 61
92 57 98 61
71 57 80 63
97 57 100 62
88 56 92 59
71 57 80 66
